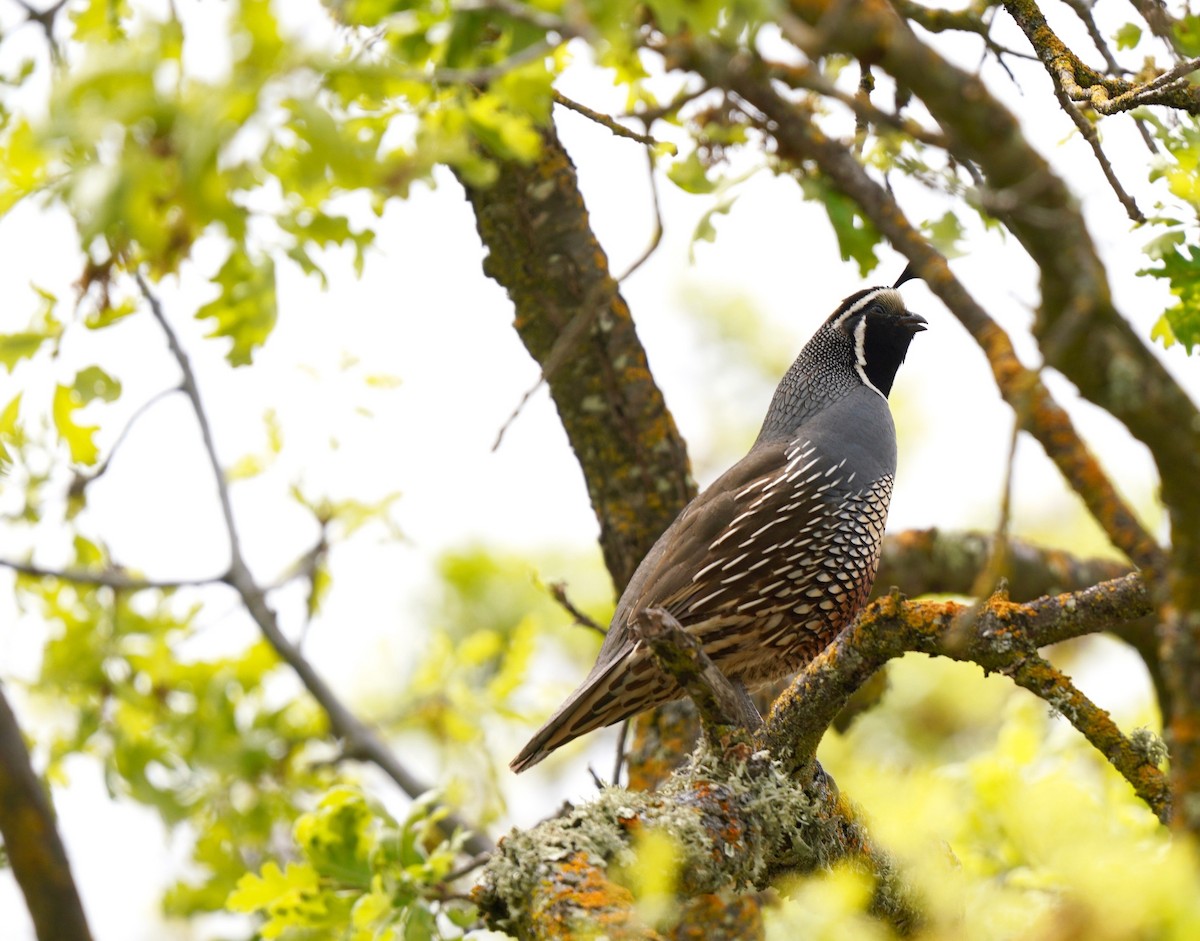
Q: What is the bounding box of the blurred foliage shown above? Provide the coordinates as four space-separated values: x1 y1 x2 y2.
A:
800 657 1196 941
228 787 477 940
0 0 1195 938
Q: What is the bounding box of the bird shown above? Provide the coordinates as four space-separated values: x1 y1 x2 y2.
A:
511 281 926 773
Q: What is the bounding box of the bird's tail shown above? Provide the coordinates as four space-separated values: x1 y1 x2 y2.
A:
509 651 673 773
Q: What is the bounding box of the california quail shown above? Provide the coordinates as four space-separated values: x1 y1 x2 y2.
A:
511 284 925 772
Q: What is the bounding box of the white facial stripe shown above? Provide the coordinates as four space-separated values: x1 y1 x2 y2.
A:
853 315 885 399
830 287 889 331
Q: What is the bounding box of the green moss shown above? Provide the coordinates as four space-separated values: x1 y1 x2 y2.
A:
475 745 846 935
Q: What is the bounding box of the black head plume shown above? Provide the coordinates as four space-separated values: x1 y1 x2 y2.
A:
892 263 920 289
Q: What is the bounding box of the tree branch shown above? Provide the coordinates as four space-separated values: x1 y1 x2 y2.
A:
135 274 492 857
461 126 696 593
474 745 919 938
0 683 94 941
635 607 763 736
876 530 1131 604
460 125 698 787
1003 1 1200 114
763 577 1169 822
788 0 1200 834
0 558 218 592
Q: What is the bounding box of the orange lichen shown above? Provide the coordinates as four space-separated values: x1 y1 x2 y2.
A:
531 852 661 941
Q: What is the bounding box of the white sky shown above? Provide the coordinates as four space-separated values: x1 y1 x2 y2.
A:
1 1 1198 938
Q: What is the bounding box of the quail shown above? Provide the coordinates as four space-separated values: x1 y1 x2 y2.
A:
511 283 926 772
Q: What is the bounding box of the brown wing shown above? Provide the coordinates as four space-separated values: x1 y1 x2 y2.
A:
508 443 791 772
511 362 900 773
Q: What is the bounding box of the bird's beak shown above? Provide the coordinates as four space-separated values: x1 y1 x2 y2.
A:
902 312 928 333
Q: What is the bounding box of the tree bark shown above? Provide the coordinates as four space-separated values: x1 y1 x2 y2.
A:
0 684 94 941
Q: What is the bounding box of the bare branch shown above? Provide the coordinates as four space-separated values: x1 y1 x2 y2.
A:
553 93 667 149
1051 83 1144 222
546 579 605 634
0 683 94 941
877 529 1132 601
0 557 217 592
615 143 665 283
69 386 181 494
134 273 492 857
1060 0 1124 74
405 41 569 88
454 0 577 33
765 59 948 149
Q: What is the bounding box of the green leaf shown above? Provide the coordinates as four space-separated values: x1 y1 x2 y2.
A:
667 150 717 194
0 393 21 471
801 177 881 277
73 365 122 404
70 0 133 43
52 383 100 465
0 332 50 371
194 249 277 366
1139 243 1200 353
0 120 50 213
0 287 62 371
689 197 736 260
1114 23 1142 50
227 861 326 939
466 93 542 162
922 211 966 259
85 296 138 330
1151 313 1177 349
1176 15 1200 57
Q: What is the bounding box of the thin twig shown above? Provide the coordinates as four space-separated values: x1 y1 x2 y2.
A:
611 718 629 787
135 273 493 857
1051 84 1145 221
454 0 576 34
986 415 1021 586
764 59 948 149
443 851 492 882
616 143 665 283
553 93 667 149
70 386 181 492
491 276 616 450
12 0 67 64
547 580 605 634
423 40 558 88
1061 0 1125 74
0 558 218 592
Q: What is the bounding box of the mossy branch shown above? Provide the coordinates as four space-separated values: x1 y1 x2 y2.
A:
461 125 702 788
877 529 1165 709
1003 0 1200 114
477 569 1160 937
0 684 94 941
636 607 764 738
782 0 1200 834
460 125 695 595
474 748 918 938
762 575 1169 822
